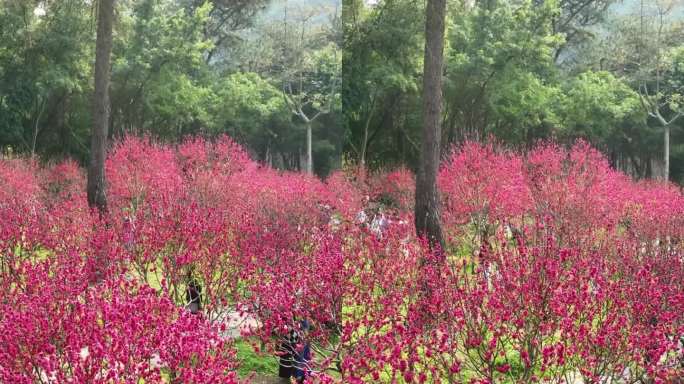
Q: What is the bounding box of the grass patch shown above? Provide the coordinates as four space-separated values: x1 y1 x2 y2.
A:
235 338 278 378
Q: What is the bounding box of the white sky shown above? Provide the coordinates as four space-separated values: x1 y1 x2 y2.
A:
33 4 46 17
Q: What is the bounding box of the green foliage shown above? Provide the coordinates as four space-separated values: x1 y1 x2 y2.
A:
558 71 644 142
246 4 343 174
342 0 424 167
444 0 563 143
210 72 291 154
661 46 684 114
0 0 93 158
214 73 288 131
488 71 562 143
111 0 214 136
145 70 215 133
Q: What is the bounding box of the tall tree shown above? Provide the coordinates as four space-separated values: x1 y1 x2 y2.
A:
88 0 114 213
342 0 423 170
415 0 446 250
635 0 683 181
278 7 341 175
566 1 684 181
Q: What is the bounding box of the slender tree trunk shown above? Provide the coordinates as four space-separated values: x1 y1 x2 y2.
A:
31 99 45 159
664 124 670 181
58 94 69 156
306 121 313 175
360 95 377 172
88 0 114 214
360 110 372 173
361 120 369 168
415 0 446 250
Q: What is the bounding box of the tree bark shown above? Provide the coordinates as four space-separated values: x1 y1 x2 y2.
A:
306 121 313 175
88 0 114 214
415 0 446 251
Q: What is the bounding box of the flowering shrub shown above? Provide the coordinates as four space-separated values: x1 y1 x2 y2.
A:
0 136 682 383
0 265 238 383
368 167 416 212
439 142 531 247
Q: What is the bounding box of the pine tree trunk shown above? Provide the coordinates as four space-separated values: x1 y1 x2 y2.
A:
88 0 114 214
415 0 446 251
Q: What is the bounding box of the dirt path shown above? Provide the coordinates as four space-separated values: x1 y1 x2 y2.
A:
248 374 289 384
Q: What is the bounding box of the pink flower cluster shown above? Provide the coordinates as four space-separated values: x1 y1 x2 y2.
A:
1 136 682 383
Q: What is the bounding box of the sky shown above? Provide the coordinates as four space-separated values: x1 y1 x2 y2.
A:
262 0 340 22
610 0 684 18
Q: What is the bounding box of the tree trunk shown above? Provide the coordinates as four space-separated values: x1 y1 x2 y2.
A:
87 0 114 214
306 121 313 175
415 0 446 251
359 109 372 181
58 94 70 156
664 124 670 182
360 96 377 173
360 117 370 169
31 99 45 159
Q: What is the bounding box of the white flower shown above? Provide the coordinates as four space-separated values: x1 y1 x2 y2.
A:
79 346 89 360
